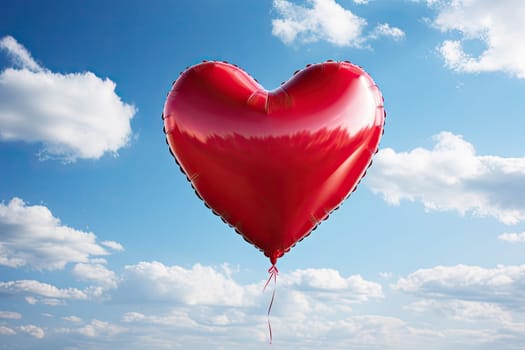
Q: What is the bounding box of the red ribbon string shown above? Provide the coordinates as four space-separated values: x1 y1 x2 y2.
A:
263 264 278 344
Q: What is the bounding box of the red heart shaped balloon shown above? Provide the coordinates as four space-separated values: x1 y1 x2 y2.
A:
163 61 384 265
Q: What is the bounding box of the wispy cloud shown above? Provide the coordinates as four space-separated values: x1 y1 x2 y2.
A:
498 231 525 243
0 311 22 319
404 299 512 323
0 36 42 72
101 240 125 252
62 315 83 323
0 35 135 162
121 308 410 348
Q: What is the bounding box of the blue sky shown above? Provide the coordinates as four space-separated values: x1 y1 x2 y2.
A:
1 0 525 349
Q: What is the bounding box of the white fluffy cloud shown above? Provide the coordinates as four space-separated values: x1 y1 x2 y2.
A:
0 326 16 335
114 261 386 347
281 268 383 303
117 262 257 306
0 195 120 301
72 263 118 289
58 319 126 338
498 231 525 243
0 197 122 270
0 279 112 306
17 324 45 339
424 0 525 78
395 264 525 308
5 259 525 349
271 0 404 47
0 280 88 300
116 262 383 311
63 315 83 323
0 35 135 161
369 23 405 40
367 132 525 224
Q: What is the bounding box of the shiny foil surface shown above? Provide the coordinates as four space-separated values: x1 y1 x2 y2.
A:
163 61 385 264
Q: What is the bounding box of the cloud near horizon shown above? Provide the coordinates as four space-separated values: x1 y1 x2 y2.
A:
3 257 525 348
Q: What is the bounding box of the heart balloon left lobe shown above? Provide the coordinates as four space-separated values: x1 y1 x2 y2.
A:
164 61 385 264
